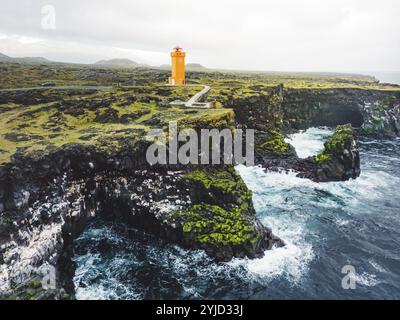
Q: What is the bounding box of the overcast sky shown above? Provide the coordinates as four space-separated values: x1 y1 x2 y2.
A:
0 0 399 72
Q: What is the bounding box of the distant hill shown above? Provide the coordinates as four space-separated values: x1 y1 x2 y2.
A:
94 58 142 68
0 52 210 71
159 63 208 71
0 53 12 62
16 57 53 64
186 63 207 71
0 52 54 64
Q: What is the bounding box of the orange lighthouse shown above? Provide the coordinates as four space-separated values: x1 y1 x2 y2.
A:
168 45 186 85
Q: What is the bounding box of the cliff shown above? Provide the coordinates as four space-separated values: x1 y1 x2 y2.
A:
282 88 400 138
223 85 400 138
1 66 399 299
0 88 283 299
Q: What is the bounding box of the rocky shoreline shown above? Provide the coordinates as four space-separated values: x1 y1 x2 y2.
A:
254 124 360 182
1 82 399 299
0 141 284 299
0 126 358 299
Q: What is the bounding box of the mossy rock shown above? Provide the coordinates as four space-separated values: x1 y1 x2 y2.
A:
314 124 354 163
0 277 72 300
184 166 253 208
257 128 290 153
179 204 258 246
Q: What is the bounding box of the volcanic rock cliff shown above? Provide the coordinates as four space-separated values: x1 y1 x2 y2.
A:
282 88 400 137
226 85 400 138
0 144 286 299
1 77 398 299
0 93 285 299
225 85 363 181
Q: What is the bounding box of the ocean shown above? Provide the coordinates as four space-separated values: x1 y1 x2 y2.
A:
73 127 400 299
369 71 400 86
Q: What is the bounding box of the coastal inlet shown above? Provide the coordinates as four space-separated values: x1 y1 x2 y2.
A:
73 128 400 299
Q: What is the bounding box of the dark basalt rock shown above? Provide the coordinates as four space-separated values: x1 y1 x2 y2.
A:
227 85 284 131
255 124 361 182
0 278 71 300
307 124 360 182
282 88 400 138
227 85 400 138
0 141 283 298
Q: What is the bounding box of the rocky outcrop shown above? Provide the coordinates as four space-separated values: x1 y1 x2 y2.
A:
226 85 400 138
254 124 360 182
0 142 283 299
1 82 395 300
310 124 360 181
226 85 284 130
282 88 400 138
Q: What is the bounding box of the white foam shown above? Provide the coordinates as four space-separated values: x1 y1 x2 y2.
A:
74 251 142 300
234 165 314 284
285 127 333 158
369 259 386 273
234 160 393 284
235 132 398 287
335 218 350 226
355 272 380 287
230 241 313 285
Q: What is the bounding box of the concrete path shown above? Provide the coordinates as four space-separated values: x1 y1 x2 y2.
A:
185 85 211 107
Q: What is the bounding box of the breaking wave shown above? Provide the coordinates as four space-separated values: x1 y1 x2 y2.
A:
74 127 400 299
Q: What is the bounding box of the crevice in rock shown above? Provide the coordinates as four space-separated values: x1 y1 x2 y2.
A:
312 103 364 128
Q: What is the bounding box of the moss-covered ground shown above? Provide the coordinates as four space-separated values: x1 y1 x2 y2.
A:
0 85 232 164
1 62 399 165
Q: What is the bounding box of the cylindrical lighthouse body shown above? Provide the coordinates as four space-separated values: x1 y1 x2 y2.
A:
170 47 186 85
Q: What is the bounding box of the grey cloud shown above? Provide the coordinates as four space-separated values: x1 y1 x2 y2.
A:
0 0 399 71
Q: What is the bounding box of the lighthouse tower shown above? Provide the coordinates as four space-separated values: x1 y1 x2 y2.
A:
169 46 186 85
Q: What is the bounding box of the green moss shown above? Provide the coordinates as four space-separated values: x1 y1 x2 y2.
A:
324 124 353 152
2 62 398 165
177 108 235 131
184 166 252 205
180 167 257 246
314 152 331 163
0 86 233 164
30 279 42 289
0 277 68 300
314 124 354 163
3 215 13 226
258 129 290 153
180 204 256 246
